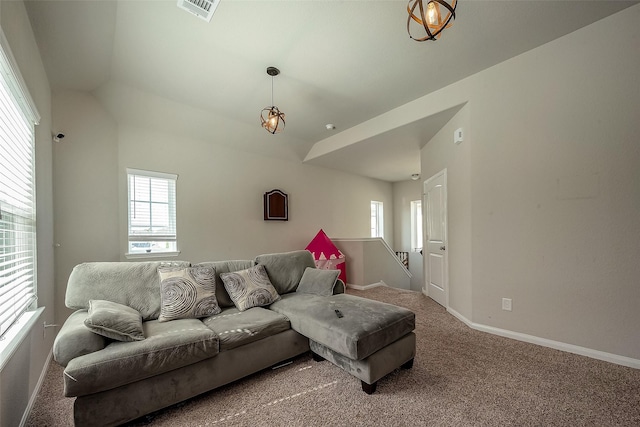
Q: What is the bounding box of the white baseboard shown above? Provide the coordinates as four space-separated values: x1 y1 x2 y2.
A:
20 349 53 427
447 307 640 370
347 281 385 291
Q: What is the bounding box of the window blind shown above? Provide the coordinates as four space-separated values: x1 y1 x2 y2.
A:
127 168 178 254
0 29 39 338
410 200 423 252
370 201 384 238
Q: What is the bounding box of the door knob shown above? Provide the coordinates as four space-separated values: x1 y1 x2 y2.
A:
440 246 446 251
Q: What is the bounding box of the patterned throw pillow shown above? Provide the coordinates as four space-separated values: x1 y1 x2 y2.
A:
158 266 222 322
220 264 280 311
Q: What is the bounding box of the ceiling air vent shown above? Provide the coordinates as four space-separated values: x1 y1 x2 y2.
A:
177 0 220 23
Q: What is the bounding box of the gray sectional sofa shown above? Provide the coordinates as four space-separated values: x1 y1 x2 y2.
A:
53 250 416 426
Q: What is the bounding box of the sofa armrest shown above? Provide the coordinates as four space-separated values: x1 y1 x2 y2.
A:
334 279 345 295
54 310 107 367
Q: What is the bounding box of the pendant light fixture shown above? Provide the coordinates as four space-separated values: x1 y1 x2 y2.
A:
407 0 457 41
260 67 286 134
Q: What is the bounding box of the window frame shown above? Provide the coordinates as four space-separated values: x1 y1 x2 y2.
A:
125 168 179 258
410 200 423 253
370 200 384 238
0 28 41 343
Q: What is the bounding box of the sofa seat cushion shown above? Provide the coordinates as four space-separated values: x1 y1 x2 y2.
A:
269 293 415 360
63 318 219 397
202 307 290 351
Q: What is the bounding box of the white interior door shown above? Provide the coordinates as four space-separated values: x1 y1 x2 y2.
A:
423 170 447 307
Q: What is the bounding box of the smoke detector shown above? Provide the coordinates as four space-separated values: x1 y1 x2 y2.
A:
177 0 220 22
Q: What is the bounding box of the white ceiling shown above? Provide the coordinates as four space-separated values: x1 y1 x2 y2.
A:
25 0 638 182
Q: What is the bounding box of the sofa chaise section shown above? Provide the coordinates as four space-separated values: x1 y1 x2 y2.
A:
270 292 416 393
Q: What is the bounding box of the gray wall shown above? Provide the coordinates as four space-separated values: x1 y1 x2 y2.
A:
52 92 394 324
52 90 120 322
392 179 424 291
421 6 640 361
333 238 410 289
421 104 473 319
0 1 55 425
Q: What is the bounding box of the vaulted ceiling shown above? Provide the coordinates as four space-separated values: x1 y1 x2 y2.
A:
25 0 638 182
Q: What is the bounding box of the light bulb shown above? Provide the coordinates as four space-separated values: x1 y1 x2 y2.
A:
427 1 439 26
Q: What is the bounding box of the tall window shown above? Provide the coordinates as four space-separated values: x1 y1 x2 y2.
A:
411 200 423 252
370 201 384 238
127 169 178 255
0 31 40 338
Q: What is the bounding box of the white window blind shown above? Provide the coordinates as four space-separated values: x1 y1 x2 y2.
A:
127 168 178 254
0 29 40 338
410 200 423 252
370 201 384 238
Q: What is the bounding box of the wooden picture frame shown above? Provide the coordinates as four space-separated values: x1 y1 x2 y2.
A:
264 189 288 221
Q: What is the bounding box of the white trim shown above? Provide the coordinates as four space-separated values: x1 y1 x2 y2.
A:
370 200 383 238
423 168 448 308
333 237 384 242
410 199 423 253
447 306 640 370
0 307 44 371
19 348 53 427
126 168 177 181
347 281 385 291
127 169 178 255
125 251 181 259
129 235 177 242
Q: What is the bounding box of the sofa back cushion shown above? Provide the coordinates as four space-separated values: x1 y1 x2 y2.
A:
193 260 255 308
65 261 189 321
254 250 316 295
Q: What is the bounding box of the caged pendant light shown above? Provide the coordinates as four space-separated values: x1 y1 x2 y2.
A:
260 67 286 134
407 0 457 41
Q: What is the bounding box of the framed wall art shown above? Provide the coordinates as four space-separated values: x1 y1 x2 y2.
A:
264 189 288 221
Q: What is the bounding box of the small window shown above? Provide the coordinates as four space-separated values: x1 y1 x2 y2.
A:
127 169 178 255
411 200 423 252
370 201 384 238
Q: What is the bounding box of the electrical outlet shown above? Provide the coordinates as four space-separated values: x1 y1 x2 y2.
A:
502 298 512 311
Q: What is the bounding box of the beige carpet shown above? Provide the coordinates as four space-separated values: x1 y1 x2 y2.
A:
27 286 640 426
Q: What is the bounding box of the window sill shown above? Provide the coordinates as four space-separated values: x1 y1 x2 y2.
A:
0 307 45 371
125 251 181 260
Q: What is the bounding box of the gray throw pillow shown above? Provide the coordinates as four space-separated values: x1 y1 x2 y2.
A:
158 266 222 322
220 264 281 311
254 250 316 294
84 300 145 342
296 267 340 297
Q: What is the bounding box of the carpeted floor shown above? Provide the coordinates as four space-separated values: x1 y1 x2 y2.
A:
27 286 640 426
